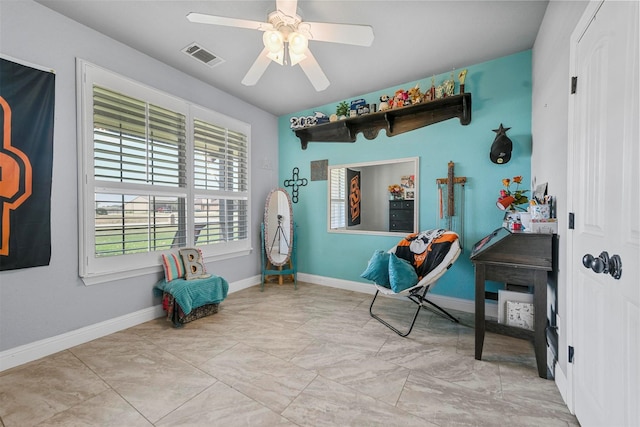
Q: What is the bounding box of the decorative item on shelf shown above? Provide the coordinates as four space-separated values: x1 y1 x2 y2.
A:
391 89 409 108
458 69 468 93
379 94 390 111
289 112 329 129
350 98 367 116
408 84 423 104
497 175 529 211
315 112 329 124
388 184 404 200
490 123 513 164
443 71 455 97
283 167 308 203
425 75 436 102
435 84 444 99
336 101 349 119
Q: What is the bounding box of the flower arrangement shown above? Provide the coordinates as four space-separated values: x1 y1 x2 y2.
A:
388 184 404 200
497 176 529 211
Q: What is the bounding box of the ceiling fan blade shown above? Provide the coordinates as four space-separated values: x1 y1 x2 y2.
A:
303 21 374 46
187 12 273 31
241 48 272 86
298 49 329 92
276 0 298 17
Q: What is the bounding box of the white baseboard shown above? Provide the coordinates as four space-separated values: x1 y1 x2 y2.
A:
229 275 262 293
0 276 264 373
0 305 165 372
554 363 572 412
1 274 489 372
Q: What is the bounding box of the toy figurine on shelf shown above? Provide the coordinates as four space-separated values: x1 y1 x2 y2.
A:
443 71 455 97
408 84 423 104
424 76 436 102
379 94 390 111
458 69 468 93
391 89 409 108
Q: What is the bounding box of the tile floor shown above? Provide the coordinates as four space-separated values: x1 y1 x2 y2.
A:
0 282 579 426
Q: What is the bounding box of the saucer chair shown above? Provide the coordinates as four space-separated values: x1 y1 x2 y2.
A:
362 229 462 337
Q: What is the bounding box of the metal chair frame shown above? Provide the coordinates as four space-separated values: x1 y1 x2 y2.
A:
369 282 459 337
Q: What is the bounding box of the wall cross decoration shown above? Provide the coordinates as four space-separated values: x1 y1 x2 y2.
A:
436 161 467 246
283 167 308 203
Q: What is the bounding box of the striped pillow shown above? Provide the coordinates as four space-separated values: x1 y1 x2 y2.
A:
161 253 185 282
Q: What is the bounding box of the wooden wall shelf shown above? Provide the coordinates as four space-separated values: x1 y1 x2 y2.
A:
294 93 471 149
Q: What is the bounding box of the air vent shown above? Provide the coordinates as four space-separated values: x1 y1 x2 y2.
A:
182 43 225 68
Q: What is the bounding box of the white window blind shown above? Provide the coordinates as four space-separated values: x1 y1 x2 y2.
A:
192 119 248 246
93 87 188 258
78 60 251 283
329 167 346 229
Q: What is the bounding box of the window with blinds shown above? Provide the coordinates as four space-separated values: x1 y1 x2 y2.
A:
329 167 346 229
93 88 188 258
78 60 251 283
192 119 248 246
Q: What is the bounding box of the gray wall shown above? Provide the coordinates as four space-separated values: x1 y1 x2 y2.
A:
531 0 588 379
0 1 279 352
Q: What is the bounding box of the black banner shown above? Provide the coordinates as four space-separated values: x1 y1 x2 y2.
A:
0 58 54 271
347 168 361 226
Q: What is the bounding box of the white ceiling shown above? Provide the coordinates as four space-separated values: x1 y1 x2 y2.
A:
35 0 548 116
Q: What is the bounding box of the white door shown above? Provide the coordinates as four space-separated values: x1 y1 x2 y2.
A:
568 1 639 426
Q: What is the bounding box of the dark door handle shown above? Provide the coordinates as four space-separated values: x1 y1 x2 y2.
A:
582 251 622 280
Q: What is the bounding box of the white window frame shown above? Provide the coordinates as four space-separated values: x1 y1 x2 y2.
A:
77 60 251 285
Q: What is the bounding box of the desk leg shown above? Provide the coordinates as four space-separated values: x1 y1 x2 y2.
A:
534 270 548 378
475 264 486 360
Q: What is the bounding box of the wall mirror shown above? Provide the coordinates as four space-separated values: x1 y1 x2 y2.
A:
328 157 419 235
264 188 293 266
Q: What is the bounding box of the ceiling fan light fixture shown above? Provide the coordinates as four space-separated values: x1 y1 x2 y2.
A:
288 32 307 65
266 49 285 65
263 30 284 53
188 0 373 90
288 31 308 55
288 49 307 66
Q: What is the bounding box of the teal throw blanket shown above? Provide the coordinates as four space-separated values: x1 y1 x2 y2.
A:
154 275 229 315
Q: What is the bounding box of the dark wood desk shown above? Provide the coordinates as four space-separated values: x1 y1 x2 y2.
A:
470 228 556 379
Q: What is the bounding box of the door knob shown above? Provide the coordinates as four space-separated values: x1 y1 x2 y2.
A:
582 251 622 280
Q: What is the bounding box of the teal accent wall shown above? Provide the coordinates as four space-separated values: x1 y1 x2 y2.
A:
278 50 532 301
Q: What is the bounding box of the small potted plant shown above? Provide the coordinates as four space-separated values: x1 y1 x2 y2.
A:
336 101 349 120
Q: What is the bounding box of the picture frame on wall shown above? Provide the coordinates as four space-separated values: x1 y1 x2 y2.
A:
400 175 414 189
401 175 415 200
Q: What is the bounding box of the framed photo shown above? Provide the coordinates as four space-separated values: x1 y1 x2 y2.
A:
405 190 415 200
400 175 415 189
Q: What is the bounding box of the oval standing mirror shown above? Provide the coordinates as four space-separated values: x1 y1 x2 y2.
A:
264 188 293 266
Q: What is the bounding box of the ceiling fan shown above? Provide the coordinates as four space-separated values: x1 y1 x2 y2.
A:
186 0 374 91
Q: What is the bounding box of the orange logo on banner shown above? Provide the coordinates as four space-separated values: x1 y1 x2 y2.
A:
0 96 33 256
349 174 360 222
